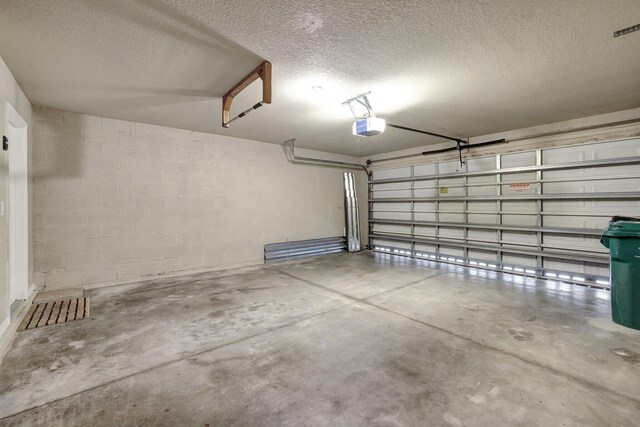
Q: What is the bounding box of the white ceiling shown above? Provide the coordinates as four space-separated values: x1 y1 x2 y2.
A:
1 0 639 157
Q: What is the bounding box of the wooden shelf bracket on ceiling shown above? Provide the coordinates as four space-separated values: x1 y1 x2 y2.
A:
222 60 272 128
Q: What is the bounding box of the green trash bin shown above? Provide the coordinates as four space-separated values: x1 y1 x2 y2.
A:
601 216 640 330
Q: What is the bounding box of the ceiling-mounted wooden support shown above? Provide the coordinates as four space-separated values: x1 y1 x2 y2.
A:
222 60 272 128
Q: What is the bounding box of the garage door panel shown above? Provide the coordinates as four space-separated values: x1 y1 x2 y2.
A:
372 182 413 199
414 226 436 237
414 187 438 197
468 250 499 262
439 214 465 223
369 137 640 288
439 246 464 258
545 138 640 163
439 201 464 222
502 151 536 168
439 227 465 239
414 211 437 221
543 181 586 193
413 163 437 175
591 139 640 159
375 189 412 198
438 178 465 196
469 250 498 267
543 214 608 229
466 156 495 171
501 214 538 227
544 179 639 193
468 201 497 212
544 143 596 163
468 230 497 243
543 234 603 252
502 172 536 184
502 231 537 246
467 187 498 197
544 164 640 180
372 240 412 252
372 189 412 199
467 213 498 224
373 224 411 234
373 182 412 191
373 202 410 211
414 202 437 221
438 161 461 174
390 242 413 251
543 200 588 211
468 174 496 185
372 210 412 221
415 243 437 253
373 167 411 180
502 254 537 268
544 259 609 279
372 239 403 248
595 200 640 214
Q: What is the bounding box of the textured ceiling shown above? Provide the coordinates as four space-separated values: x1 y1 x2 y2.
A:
1 0 639 156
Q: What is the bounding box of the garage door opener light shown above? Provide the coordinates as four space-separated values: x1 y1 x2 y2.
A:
342 92 386 137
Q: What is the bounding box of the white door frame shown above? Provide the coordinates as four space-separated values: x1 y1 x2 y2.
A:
5 102 29 304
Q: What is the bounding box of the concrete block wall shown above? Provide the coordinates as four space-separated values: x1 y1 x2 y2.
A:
33 108 366 289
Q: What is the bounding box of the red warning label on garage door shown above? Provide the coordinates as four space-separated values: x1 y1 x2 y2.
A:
508 183 531 193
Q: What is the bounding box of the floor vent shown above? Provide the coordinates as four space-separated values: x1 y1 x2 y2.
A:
264 236 346 262
19 297 90 331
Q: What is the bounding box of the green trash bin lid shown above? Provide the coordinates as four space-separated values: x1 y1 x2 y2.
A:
601 216 640 248
602 217 640 238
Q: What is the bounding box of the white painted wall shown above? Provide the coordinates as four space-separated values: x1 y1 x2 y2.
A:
32 108 368 289
0 56 33 339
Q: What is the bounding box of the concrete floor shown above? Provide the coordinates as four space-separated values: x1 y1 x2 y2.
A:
1 252 639 426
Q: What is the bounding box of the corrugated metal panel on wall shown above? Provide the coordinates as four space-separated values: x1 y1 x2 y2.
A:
368 137 640 289
264 236 346 262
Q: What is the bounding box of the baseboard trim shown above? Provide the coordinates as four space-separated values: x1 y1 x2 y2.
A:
0 286 39 365
78 261 264 291
0 317 9 340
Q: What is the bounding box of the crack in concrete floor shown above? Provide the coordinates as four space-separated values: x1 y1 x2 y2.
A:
2 252 639 424
2 301 359 420
269 265 640 406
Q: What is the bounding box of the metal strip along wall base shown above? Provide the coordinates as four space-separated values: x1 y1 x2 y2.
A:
264 237 347 262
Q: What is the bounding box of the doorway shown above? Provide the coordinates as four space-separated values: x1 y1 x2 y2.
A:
6 102 28 308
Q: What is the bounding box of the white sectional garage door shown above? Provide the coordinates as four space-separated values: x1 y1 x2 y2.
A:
368 137 640 289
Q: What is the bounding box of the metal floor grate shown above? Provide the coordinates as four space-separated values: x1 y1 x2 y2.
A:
19 297 90 331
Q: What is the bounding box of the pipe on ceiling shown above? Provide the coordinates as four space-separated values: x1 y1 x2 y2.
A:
282 139 369 173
